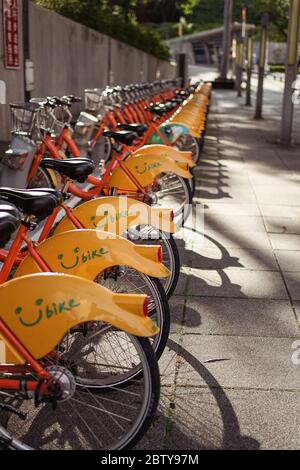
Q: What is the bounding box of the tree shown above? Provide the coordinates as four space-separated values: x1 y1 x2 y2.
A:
34 0 170 59
179 0 290 41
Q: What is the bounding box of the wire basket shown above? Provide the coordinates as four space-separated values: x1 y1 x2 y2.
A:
1 148 29 170
10 102 40 137
85 89 103 114
30 98 56 132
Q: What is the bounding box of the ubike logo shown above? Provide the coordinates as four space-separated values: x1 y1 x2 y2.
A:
135 161 162 175
90 210 130 229
0 80 6 105
57 246 109 270
15 298 80 328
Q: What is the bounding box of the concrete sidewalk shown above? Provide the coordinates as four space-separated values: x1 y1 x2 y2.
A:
138 87 300 450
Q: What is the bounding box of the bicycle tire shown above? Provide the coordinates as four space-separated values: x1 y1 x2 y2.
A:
94 271 170 361
0 335 160 450
131 229 180 299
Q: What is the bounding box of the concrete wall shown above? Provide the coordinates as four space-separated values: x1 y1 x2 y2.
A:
0 0 25 140
0 1 175 141
29 3 110 97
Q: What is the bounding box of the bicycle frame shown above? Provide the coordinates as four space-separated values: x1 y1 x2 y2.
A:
27 127 192 203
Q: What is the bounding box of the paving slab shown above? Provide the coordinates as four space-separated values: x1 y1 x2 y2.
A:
191 230 272 250
282 272 300 301
168 388 300 450
201 202 261 216
178 334 300 390
264 216 300 234
184 267 288 299
203 214 266 234
269 234 300 251
275 251 300 272
190 247 278 271
259 204 300 218
183 297 299 337
169 296 185 333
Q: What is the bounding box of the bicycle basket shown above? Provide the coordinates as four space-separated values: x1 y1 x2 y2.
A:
10 102 40 137
1 148 29 170
85 89 103 114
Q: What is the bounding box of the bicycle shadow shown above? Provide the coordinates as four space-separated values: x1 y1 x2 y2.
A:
138 338 260 450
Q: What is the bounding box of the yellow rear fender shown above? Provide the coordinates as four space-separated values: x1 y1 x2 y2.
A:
54 197 177 236
109 154 192 191
132 145 195 168
167 121 200 138
0 273 158 364
14 229 170 279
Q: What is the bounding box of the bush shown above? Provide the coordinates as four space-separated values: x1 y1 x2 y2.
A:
34 0 171 60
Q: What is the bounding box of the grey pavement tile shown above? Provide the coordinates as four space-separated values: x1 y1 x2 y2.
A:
191 230 272 250
283 272 300 301
183 297 298 337
269 234 300 251
203 214 266 233
159 334 181 387
275 251 300 272
259 204 300 218
173 267 189 296
294 302 300 325
169 296 185 333
177 334 300 390
167 388 300 450
190 247 278 271
202 203 261 216
255 191 300 206
183 267 288 299
264 216 300 234
196 190 257 205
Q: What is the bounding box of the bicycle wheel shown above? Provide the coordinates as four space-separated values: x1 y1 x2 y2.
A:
95 270 170 360
0 332 160 450
176 134 201 165
27 166 54 189
188 167 196 198
128 228 180 299
152 173 192 228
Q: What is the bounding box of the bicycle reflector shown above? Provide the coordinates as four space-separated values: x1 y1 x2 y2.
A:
143 296 149 317
157 246 163 263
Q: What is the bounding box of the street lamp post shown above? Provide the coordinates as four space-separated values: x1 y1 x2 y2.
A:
246 34 253 105
254 14 269 119
280 0 300 145
235 37 243 96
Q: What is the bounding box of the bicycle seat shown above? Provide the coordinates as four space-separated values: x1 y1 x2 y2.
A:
0 209 21 248
0 203 21 219
165 101 177 110
149 105 168 117
41 158 95 183
103 130 138 146
0 188 62 219
117 123 148 137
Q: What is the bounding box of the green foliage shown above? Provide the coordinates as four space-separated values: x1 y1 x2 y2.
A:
179 0 290 42
34 0 170 60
